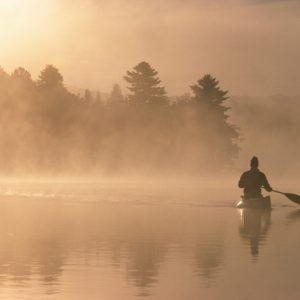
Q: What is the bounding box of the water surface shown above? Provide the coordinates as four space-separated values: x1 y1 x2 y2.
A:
0 181 299 299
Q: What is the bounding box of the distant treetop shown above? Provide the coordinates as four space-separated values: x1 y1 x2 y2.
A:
124 61 167 105
37 65 64 88
191 74 228 108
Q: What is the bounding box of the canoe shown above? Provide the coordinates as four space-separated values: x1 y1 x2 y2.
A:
236 196 271 209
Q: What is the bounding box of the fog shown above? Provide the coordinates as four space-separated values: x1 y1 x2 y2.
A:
230 95 300 178
0 63 299 181
0 0 299 180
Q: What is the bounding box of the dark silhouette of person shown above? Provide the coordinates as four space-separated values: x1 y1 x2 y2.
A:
238 156 272 198
239 209 271 258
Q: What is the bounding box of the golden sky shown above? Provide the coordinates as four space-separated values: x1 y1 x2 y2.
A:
0 0 299 95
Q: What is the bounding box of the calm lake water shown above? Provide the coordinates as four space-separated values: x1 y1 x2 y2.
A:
0 180 299 300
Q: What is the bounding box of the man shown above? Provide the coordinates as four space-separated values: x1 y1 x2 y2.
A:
239 156 272 198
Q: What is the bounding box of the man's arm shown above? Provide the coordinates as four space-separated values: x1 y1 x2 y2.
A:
238 173 246 188
262 173 272 192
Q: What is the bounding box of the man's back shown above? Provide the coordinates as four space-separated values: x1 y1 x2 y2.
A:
238 157 272 198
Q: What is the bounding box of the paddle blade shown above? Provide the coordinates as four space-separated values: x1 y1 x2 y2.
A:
284 193 300 204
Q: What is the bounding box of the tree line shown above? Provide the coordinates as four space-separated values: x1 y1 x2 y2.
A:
0 62 239 175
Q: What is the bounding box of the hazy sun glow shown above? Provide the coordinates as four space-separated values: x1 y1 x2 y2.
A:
0 0 55 74
0 0 21 8
0 0 300 95
0 0 44 13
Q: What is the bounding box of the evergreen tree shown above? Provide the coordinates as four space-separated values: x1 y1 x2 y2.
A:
190 74 239 164
35 65 78 139
108 84 124 106
0 67 9 79
0 67 10 89
11 67 32 83
124 61 167 106
37 65 63 88
191 74 229 114
95 90 102 103
0 67 11 100
10 67 35 108
84 89 93 104
11 67 34 94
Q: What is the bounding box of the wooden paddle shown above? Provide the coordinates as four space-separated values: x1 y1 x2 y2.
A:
272 189 300 205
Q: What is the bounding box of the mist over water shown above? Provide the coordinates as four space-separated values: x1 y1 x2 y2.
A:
0 64 299 179
230 95 300 178
0 181 299 299
0 64 242 177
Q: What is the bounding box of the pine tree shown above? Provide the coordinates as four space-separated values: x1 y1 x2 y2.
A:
11 67 32 82
95 90 102 103
84 89 93 104
191 74 229 115
108 84 124 106
190 74 239 164
124 61 167 106
0 67 11 101
11 67 34 92
37 65 63 89
0 67 10 87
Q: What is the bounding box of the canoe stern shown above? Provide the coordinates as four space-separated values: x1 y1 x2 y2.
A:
236 196 271 209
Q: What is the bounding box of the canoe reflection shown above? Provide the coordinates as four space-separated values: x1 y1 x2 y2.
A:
239 208 271 257
286 209 300 224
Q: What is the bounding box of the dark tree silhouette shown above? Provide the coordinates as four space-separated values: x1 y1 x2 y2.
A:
0 64 243 175
190 74 239 165
0 67 9 78
37 65 63 88
10 67 35 111
124 62 167 106
33 65 81 170
84 89 93 104
11 67 32 83
0 67 11 103
108 84 124 106
0 67 10 89
96 90 102 103
191 74 228 111
122 62 173 171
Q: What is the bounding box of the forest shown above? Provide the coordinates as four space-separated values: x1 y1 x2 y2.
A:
0 61 244 176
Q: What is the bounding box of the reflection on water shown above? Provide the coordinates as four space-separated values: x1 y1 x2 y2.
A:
239 208 271 258
286 209 300 224
126 241 165 297
0 182 299 299
0 201 65 296
195 233 224 284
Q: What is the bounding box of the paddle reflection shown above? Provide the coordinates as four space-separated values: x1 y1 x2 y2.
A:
239 208 271 258
286 209 300 224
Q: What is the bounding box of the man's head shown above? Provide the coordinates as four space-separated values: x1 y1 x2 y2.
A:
250 156 259 169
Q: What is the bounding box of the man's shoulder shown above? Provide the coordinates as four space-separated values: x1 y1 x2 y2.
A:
242 169 251 175
257 170 266 177
242 169 266 177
